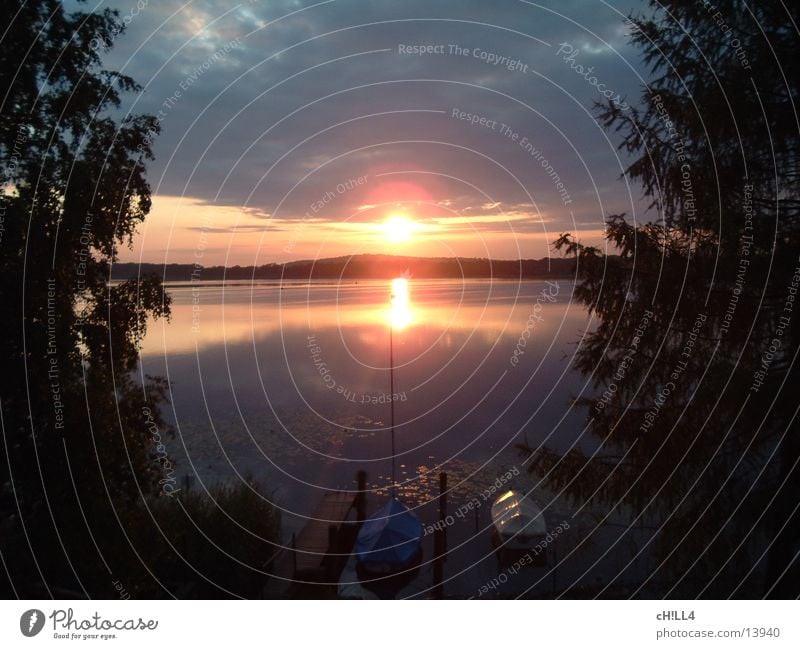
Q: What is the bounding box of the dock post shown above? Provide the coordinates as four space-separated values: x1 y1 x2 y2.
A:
356 470 367 523
439 471 447 542
291 533 297 577
433 471 447 599
552 538 557 596
181 474 194 492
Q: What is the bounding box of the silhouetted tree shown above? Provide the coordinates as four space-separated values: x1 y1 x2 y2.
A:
2 2 282 599
524 1 799 597
0 0 172 596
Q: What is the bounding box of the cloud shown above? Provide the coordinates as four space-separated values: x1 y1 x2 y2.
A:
102 0 649 262
183 224 280 233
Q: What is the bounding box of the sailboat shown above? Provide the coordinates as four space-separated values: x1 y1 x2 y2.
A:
355 497 422 577
354 277 422 581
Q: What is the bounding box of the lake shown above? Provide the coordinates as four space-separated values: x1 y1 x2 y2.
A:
140 278 652 597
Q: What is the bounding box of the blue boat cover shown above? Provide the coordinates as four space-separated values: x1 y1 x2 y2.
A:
355 498 422 566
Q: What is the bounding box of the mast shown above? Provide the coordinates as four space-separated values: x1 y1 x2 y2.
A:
389 292 396 497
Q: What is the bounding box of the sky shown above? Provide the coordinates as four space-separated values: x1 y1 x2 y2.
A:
92 0 653 266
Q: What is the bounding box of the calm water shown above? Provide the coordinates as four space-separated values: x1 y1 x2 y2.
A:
140 279 651 597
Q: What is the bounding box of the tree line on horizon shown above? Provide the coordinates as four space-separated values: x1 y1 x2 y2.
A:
111 254 576 281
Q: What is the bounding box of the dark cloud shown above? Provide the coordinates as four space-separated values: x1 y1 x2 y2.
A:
97 0 650 255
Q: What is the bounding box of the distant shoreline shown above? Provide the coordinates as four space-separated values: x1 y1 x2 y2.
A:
111 254 575 282
134 278 568 289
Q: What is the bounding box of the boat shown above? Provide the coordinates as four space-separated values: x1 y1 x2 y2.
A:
490 489 548 565
355 497 422 578
351 279 423 596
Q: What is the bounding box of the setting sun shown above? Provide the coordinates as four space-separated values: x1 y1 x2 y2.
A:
383 214 415 243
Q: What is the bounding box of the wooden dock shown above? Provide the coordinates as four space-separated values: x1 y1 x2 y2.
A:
262 478 368 597
292 491 356 579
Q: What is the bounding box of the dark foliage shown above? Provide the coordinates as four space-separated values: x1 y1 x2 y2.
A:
0 1 278 598
521 1 799 597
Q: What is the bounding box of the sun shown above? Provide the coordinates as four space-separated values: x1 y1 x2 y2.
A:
383 214 414 243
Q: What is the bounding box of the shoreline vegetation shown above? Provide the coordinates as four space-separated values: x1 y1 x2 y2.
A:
111 254 576 282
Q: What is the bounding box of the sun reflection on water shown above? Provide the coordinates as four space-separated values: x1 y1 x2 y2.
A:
389 277 413 330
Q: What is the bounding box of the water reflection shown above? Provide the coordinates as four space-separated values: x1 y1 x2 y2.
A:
137 279 628 597
389 277 412 330
140 279 589 482
142 280 567 356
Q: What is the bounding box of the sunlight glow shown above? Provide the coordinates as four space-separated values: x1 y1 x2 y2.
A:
383 214 415 243
389 277 413 330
